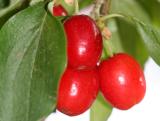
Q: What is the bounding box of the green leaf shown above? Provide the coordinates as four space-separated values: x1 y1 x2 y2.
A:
109 0 150 66
110 0 150 23
116 19 148 66
0 0 29 28
0 2 67 121
90 94 113 121
105 19 148 67
136 0 160 28
0 0 9 9
110 13 160 66
107 20 124 53
136 21 160 65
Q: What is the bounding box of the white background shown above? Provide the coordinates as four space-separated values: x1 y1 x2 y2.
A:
46 58 160 121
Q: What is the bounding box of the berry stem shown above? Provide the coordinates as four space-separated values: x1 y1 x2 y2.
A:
74 0 79 14
53 0 61 5
100 14 124 21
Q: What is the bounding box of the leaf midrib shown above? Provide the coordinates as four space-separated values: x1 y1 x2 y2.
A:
26 12 47 121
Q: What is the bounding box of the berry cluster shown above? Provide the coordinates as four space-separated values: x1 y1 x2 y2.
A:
52 5 146 116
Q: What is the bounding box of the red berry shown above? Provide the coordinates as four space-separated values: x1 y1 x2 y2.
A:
98 53 146 110
53 5 68 16
64 15 102 69
57 67 99 116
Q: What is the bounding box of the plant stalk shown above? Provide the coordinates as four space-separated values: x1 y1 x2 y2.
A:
100 13 124 21
74 0 79 14
100 0 111 15
91 0 104 19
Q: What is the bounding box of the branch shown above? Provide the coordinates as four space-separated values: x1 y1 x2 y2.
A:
91 0 111 19
100 0 111 15
91 0 104 19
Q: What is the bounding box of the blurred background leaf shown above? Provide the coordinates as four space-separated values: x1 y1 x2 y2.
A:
90 94 113 121
107 0 150 67
106 19 149 67
136 0 160 28
136 22 160 66
116 19 148 67
110 0 150 23
107 20 124 53
0 0 10 9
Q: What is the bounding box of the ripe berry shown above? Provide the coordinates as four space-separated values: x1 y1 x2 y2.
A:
98 53 146 110
57 67 99 116
64 15 102 69
53 5 68 16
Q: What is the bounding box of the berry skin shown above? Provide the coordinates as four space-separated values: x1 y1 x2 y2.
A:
57 67 99 116
53 5 68 16
64 15 102 69
98 53 146 110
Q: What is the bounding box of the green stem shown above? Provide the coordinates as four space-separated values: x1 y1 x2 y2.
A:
54 0 63 5
100 13 124 21
74 0 79 14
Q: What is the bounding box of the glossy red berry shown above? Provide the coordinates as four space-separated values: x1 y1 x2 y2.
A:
53 5 67 16
98 53 146 110
57 67 99 116
64 15 102 69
